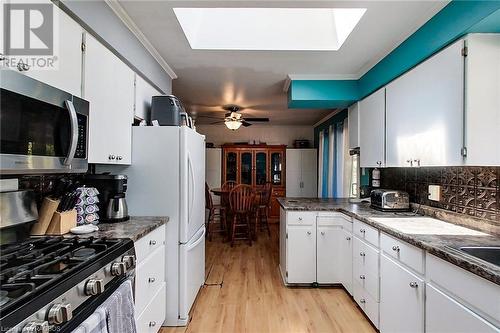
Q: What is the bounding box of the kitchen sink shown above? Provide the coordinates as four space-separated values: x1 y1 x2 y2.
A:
458 246 500 266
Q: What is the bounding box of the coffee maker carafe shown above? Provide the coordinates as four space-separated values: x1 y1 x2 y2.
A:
83 174 130 222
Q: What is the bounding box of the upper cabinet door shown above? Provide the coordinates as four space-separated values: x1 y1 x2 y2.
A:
359 88 386 168
22 5 83 96
84 34 135 165
135 74 161 122
386 40 464 167
348 102 360 149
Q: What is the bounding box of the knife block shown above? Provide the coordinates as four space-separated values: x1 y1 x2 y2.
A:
45 209 77 235
31 197 60 236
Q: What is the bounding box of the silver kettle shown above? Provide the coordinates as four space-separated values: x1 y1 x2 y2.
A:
106 193 129 222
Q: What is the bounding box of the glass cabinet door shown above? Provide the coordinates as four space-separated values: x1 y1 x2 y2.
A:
225 151 238 182
240 152 253 185
270 151 283 186
255 151 267 186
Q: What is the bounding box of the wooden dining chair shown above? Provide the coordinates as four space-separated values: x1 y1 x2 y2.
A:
229 184 254 246
255 182 272 236
205 183 225 241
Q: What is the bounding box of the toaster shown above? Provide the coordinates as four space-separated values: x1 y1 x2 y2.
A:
370 189 410 212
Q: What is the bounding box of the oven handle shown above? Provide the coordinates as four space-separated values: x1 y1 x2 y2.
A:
64 100 79 166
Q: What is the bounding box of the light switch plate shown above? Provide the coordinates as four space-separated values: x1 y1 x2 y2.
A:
428 185 442 201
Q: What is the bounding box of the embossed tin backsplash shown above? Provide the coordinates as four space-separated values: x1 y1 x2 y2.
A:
380 167 499 221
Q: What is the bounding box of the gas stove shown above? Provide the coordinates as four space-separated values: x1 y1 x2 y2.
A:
0 236 135 332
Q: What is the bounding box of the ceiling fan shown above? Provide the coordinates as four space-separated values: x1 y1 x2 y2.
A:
197 104 269 130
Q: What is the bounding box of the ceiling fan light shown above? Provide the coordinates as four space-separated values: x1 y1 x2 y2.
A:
225 119 242 130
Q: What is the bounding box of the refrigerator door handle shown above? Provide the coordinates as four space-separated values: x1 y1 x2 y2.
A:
187 227 205 251
187 153 195 225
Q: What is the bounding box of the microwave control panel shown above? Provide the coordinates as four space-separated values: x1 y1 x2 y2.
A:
75 114 87 158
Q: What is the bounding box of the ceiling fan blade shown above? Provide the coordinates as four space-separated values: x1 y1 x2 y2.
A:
197 115 224 120
243 117 269 122
210 121 225 125
241 121 252 127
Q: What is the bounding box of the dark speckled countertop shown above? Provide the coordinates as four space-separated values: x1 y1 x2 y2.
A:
72 216 168 242
278 198 500 286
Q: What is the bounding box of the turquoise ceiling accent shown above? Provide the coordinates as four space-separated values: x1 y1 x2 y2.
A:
289 1 500 110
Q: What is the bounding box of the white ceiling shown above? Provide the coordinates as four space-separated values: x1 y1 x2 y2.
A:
118 0 448 125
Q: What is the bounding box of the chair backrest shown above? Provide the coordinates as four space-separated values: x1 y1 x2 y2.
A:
229 184 255 213
222 181 237 190
263 182 273 205
205 182 213 209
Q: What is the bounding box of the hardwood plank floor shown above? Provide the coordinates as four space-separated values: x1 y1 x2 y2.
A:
160 225 376 333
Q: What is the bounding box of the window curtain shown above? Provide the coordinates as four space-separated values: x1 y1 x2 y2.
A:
317 130 324 197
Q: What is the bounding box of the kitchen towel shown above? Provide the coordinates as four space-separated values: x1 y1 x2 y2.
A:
72 307 108 333
102 279 137 333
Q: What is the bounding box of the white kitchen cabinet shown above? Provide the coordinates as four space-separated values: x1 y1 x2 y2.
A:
386 39 464 167
463 34 500 166
426 284 499 333
84 33 135 165
359 88 385 168
135 74 161 121
286 225 316 283
340 229 353 295
380 254 424 333
19 3 83 96
348 102 360 149
317 224 343 284
285 149 317 197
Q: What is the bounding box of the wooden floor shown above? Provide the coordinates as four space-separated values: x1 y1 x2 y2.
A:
161 224 376 333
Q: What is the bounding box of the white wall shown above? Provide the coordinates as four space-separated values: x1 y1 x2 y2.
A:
197 124 314 146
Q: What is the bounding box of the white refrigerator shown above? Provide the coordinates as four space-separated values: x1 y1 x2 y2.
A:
124 126 206 326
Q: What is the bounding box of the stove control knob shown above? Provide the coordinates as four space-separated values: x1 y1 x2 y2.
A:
122 255 136 269
48 303 73 325
22 321 49 333
85 278 105 296
111 262 127 276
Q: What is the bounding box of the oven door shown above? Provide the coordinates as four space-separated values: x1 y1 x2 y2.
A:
0 70 88 174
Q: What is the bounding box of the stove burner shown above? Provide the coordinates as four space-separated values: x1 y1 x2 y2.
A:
73 248 96 258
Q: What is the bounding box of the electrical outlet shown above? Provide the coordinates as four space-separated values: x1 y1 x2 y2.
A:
428 185 442 201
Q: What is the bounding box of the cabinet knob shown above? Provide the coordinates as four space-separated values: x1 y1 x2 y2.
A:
359 252 365 257
117 155 123 161
346 237 351 241
392 245 400 252
413 159 420 167
109 154 116 160
150 240 157 246
298 217 302 221
359 299 366 304
307 231 311 235
149 321 156 327
360 229 366 234
148 277 156 283
17 62 30 71
409 282 418 288
376 161 382 166
320 231 325 236
359 275 365 280
406 159 414 167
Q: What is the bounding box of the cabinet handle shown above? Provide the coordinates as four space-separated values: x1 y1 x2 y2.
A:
109 154 116 160
409 282 418 288
117 155 123 161
413 158 420 167
359 252 365 257
392 245 400 252
359 275 365 280
17 62 30 71
346 237 351 241
359 299 366 304
149 321 156 327
149 240 157 246
307 231 311 235
298 217 302 221
406 159 413 167
360 229 366 234
148 277 156 283
320 231 325 236
376 161 382 166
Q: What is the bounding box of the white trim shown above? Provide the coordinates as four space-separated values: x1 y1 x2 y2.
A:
283 75 292 93
287 73 360 81
313 109 343 127
105 0 178 79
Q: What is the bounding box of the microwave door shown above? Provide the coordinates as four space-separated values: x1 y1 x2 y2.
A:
64 100 79 166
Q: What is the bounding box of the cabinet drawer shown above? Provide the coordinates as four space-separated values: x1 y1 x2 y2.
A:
353 280 380 329
135 245 165 315
135 225 165 263
353 263 380 301
380 232 424 274
353 236 380 275
136 283 166 333
427 254 500 324
316 213 352 230
353 219 379 247
286 211 316 226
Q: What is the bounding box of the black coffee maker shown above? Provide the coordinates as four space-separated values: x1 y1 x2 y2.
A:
83 173 130 222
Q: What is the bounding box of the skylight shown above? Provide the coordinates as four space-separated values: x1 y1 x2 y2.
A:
173 8 366 51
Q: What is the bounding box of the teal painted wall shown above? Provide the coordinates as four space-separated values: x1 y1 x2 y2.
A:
292 1 500 110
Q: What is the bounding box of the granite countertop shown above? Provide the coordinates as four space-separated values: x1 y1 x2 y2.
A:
73 216 168 242
278 198 500 286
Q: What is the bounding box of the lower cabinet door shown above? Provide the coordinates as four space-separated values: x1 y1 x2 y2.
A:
317 225 342 284
136 283 166 333
341 229 353 295
426 284 499 333
380 255 424 333
286 225 316 283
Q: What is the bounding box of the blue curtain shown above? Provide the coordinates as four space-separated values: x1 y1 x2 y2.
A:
321 129 329 198
320 122 345 198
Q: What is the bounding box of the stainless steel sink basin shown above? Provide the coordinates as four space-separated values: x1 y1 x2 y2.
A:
458 246 500 266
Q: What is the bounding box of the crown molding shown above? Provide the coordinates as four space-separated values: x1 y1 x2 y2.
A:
283 74 359 93
313 109 342 127
105 0 177 79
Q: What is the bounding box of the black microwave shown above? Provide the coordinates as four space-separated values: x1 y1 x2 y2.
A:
0 69 89 174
